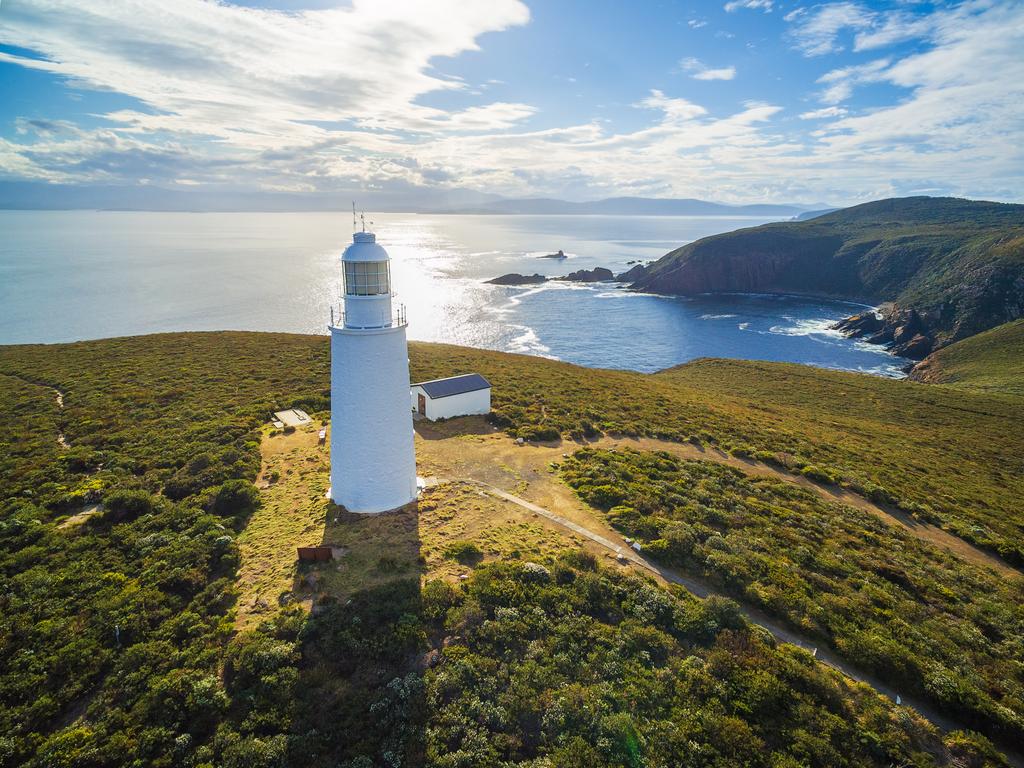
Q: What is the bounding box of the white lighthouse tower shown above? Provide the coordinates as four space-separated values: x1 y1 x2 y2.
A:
328 225 417 513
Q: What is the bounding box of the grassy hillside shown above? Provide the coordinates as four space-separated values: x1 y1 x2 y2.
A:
631 197 1024 350
561 448 1024 744
1 331 1022 766
910 320 1024 396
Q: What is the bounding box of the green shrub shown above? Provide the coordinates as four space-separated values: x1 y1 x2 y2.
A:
517 424 561 442
212 479 260 520
800 465 835 484
103 488 156 522
443 540 483 566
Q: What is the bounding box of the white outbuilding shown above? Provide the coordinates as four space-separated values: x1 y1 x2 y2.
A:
411 374 491 421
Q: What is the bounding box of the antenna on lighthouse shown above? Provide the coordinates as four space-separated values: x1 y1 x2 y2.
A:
360 212 366 232
351 201 357 233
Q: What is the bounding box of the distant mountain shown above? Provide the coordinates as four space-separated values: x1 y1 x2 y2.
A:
793 208 838 221
629 197 1024 358
0 181 503 212
434 196 812 217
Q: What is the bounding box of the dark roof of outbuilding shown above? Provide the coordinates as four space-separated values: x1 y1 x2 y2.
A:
413 373 491 399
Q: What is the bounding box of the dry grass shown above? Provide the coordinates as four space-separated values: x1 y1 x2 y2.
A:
235 423 330 629
237 417 633 628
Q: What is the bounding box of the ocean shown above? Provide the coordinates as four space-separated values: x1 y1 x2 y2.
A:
0 210 907 376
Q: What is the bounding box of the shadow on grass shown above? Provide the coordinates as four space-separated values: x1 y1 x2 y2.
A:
228 499 428 767
293 501 427 766
413 414 499 441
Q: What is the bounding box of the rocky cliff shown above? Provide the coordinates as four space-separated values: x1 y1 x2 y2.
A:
630 197 1024 359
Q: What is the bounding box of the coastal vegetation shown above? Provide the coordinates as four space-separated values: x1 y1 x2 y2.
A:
1 330 1022 765
559 447 1024 745
413 342 1024 565
909 319 1024 396
629 197 1024 355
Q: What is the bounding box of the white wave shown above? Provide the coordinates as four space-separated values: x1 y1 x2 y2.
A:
507 325 556 358
767 318 844 338
738 322 750 330
700 313 737 320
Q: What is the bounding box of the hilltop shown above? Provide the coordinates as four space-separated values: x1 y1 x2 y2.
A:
1 331 1023 766
629 197 1024 358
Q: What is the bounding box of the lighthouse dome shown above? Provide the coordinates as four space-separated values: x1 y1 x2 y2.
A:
342 231 389 262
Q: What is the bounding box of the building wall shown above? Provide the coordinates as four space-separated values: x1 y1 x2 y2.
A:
420 387 491 420
330 325 417 513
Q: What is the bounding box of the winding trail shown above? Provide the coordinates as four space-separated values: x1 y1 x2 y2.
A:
53 387 69 449
603 436 1019 579
0 372 69 449
451 475 1024 768
415 424 1024 765
417 423 1019 579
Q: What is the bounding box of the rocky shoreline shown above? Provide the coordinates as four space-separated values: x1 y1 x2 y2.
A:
832 305 934 363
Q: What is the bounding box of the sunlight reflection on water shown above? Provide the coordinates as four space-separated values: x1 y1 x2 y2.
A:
0 211 907 376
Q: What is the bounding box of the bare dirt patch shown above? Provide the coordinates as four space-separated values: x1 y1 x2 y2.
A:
415 420 1019 579
57 503 102 530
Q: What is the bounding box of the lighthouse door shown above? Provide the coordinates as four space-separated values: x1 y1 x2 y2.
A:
417 393 426 416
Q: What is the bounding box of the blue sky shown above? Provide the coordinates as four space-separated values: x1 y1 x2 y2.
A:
1 0 1022 207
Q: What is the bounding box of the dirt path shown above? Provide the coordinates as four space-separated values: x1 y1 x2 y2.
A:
415 422 1019 579
459 473 1024 767
0 372 69 449
604 436 1019 578
53 387 69 449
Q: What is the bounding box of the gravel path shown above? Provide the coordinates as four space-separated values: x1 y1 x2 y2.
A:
444 474 1023 767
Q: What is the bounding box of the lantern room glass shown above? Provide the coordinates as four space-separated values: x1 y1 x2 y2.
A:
344 261 391 296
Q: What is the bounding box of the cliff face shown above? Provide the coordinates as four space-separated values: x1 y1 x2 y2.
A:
631 197 1024 357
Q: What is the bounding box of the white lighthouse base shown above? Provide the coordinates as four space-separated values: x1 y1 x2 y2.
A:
329 323 417 514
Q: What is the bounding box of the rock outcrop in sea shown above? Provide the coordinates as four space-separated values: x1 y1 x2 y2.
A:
832 307 934 360
486 273 549 286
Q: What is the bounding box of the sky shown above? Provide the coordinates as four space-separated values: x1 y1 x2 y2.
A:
1 0 1022 208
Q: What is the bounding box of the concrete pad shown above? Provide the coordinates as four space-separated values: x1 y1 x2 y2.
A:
273 408 311 428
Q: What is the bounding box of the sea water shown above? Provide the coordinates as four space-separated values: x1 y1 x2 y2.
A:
0 210 907 376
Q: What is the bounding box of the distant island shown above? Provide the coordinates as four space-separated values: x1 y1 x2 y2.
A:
486 267 614 285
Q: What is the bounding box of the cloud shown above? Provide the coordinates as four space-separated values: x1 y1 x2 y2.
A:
787 2 874 56
688 19 708 29
799 106 848 119
808 2 1024 190
854 12 934 51
724 0 773 12
0 0 532 142
816 58 891 103
0 0 1022 205
679 57 737 81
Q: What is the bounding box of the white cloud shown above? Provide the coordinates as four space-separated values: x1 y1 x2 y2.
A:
724 0 774 12
817 58 891 103
679 57 737 81
688 19 708 29
0 0 532 141
854 11 934 51
787 2 874 56
799 106 848 119
0 0 1022 205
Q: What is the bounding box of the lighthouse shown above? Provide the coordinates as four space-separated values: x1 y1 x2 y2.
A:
328 227 417 513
